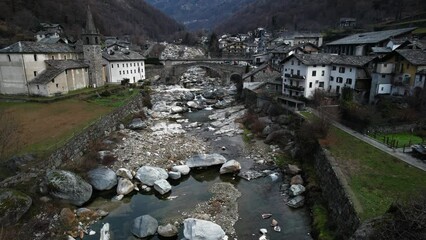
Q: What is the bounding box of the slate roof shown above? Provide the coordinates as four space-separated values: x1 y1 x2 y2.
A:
396 49 426 65
0 41 75 53
102 49 145 62
30 60 88 84
326 28 416 45
283 53 376 67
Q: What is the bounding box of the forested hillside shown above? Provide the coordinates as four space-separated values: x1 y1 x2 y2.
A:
215 0 426 34
145 0 256 30
0 0 184 47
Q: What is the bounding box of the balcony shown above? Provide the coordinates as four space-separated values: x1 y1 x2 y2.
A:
392 74 411 86
284 73 305 80
284 84 305 92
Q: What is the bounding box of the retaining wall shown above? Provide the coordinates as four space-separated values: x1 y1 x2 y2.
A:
47 93 145 168
314 148 361 238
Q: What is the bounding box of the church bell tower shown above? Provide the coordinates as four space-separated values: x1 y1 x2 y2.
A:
82 6 104 87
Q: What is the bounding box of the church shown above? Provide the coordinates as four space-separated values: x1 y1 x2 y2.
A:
0 7 132 97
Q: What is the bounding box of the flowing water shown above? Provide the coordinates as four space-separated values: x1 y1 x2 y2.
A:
86 110 312 240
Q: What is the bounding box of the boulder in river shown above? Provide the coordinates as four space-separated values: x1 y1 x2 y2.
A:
153 179 172 195
183 218 226 240
290 175 304 185
168 171 181 180
116 168 133 180
117 178 134 195
287 195 305 208
0 189 32 226
157 223 178 238
87 167 117 191
290 184 305 196
135 166 168 186
131 215 158 238
171 165 191 175
46 170 92 206
100 223 111 240
186 154 227 168
287 164 302 175
219 160 241 174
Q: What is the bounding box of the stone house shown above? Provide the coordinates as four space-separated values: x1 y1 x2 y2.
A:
28 60 89 96
0 41 80 95
0 6 106 96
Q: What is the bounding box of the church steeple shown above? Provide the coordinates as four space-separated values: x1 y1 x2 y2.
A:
84 5 98 35
82 5 100 45
82 4 104 87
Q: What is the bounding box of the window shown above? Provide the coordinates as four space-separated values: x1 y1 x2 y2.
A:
64 55 67 60
56 84 58 88
127 70 129 74
112 64 114 68
85 69 88 72
321 70 325 76
33 71 37 77
336 77 343 83
297 61 301 66
34 54 37 61
7 55 11 62
349 68 352 72
126 63 129 67
95 37 99 45
309 82 313 88
346 78 352 84
297 70 300 75
330 76 334 81
122 64 125 67
332 66 336 71
51 56 55 60
37 85 39 90
51 79 55 83
119 71 121 75
382 74 386 78
65 70 68 75
339 67 345 73
85 37 90 45
291 60 294 65
312 71 316 76
291 69 294 74
319 82 324 88
313 65 317 67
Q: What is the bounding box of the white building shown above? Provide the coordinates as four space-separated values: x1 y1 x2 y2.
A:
281 54 375 101
102 48 146 84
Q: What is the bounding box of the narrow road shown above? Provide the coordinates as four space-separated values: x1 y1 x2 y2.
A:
305 108 426 172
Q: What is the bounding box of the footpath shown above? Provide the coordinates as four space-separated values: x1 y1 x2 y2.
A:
305 108 426 172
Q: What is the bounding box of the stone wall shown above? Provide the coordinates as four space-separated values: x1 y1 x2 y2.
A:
314 148 361 238
47 93 145 168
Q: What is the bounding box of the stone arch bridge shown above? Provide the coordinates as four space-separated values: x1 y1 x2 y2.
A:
160 59 248 85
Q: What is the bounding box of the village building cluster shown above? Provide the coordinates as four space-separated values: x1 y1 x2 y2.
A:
0 7 145 97
224 27 426 109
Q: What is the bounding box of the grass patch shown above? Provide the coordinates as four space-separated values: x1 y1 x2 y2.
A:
370 132 423 148
0 99 113 160
242 128 253 143
299 111 316 121
88 88 139 107
323 127 426 220
312 203 335 240
273 153 293 169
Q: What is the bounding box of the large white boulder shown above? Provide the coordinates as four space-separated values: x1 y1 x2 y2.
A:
171 165 191 175
186 154 227 168
219 160 241 174
153 179 172 195
290 184 305 196
117 178 134 195
87 167 117 191
183 218 226 240
135 166 168 186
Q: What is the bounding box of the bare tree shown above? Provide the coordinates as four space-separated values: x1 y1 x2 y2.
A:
0 109 19 161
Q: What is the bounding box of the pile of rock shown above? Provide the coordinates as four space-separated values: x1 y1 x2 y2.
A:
284 164 306 208
159 44 204 59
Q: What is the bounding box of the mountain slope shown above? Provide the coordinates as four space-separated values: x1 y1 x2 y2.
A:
145 0 256 30
0 0 184 46
215 0 426 34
